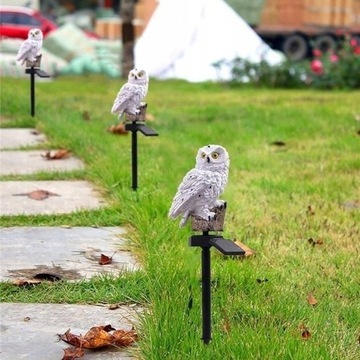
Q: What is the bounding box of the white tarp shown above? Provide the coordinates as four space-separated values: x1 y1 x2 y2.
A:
135 0 284 82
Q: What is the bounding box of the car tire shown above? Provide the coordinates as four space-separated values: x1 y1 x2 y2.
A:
282 34 309 61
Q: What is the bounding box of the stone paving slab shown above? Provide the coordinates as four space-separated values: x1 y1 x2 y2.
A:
0 180 105 216
0 150 84 176
0 128 46 149
0 227 139 281
0 303 139 359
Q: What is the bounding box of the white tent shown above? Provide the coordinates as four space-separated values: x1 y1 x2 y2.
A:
134 0 284 82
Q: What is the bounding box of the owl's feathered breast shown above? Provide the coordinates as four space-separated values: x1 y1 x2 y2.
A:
111 82 148 113
16 39 41 62
169 168 227 218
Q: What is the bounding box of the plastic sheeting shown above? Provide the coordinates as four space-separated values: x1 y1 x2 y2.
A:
135 0 284 82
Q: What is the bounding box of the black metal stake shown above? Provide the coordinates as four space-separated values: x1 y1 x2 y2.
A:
124 120 158 191
201 236 211 344
30 70 35 116
189 227 245 344
25 66 50 117
131 123 138 190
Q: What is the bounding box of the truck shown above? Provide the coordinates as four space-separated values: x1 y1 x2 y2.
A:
226 0 360 60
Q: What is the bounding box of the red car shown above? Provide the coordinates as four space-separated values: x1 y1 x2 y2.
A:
0 6 57 39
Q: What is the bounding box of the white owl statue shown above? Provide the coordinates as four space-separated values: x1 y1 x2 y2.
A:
111 68 149 119
16 28 43 65
169 144 230 227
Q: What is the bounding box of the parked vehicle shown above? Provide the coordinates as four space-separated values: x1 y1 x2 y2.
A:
226 0 360 60
0 6 57 39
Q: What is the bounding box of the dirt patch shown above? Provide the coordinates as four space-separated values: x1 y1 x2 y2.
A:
7 264 81 281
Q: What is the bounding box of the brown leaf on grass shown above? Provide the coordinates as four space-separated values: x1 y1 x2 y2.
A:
82 111 90 121
59 325 137 349
12 278 42 286
98 251 117 265
271 140 286 146
308 238 323 247
42 149 71 160
299 324 311 340
234 240 255 257
306 205 315 216
301 329 311 339
108 124 129 135
307 293 318 306
12 189 60 201
61 346 85 360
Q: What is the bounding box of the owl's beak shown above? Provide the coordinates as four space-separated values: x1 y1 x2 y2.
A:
207 156 210 163
134 75 138 80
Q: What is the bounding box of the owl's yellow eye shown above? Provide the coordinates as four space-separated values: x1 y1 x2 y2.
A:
211 152 219 159
201 152 206 159
138 71 144 77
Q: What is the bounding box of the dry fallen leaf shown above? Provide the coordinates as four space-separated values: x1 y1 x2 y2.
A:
61 346 85 360
109 304 119 310
13 189 60 201
308 238 323 247
306 205 315 216
12 278 42 286
59 329 84 348
82 111 90 121
59 325 137 349
42 149 71 160
271 140 286 146
98 251 117 265
108 123 129 135
301 329 311 340
112 328 138 347
234 240 255 257
299 324 311 340
307 293 318 306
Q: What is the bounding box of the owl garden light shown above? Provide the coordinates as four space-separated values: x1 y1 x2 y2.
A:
169 145 245 344
16 28 50 116
111 69 158 190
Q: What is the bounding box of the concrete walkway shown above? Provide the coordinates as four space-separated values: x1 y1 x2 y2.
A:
0 150 85 176
0 227 139 281
0 303 139 359
0 129 139 359
0 180 105 216
0 128 45 149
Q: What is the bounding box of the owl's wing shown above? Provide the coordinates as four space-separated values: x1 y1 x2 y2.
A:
111 84 145 114
169 169 208 218
16 40 32 62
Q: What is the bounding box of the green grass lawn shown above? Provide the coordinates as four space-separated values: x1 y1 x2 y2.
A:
1 76 359 359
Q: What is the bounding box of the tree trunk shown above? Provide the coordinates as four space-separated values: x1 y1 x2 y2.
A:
120 0 136 77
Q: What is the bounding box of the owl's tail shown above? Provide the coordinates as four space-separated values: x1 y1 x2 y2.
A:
179 211 190 228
